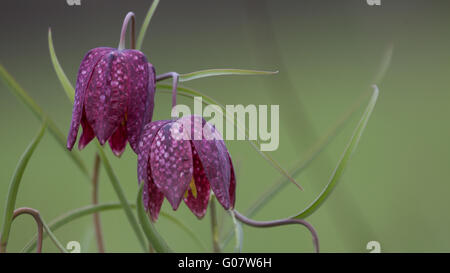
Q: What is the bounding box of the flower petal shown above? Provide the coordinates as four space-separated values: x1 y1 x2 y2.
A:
108 122 127 157
67 47 113 150
137 120 172 184
190 117 232 209
144 163 165 222
85 51 131 145
183 142 211 219
123 50 154 153
78 111 95 150
228 153 236 208
150 122 193 210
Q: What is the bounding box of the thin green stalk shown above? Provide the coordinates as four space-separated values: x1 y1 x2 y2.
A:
40 215 68 253
95 143 147 252
136 184 172 253
209 195 221 253
0 64 89 177
22 202 203 253
136 0 160 51
0 122 47 253
293 85 379 219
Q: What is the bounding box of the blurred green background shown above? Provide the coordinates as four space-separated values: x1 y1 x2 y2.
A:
1 0 450 252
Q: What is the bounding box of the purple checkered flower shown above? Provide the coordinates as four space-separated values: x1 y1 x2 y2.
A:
66 47 156 156
137 116 236 221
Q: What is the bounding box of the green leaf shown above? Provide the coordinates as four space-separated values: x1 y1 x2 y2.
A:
293 85 379 219
0 122 47 252
136 0 160 51
48 28 75 102
22 202 201 253
157 83 303 190
179 69 278 82
96 143 148 252
136 184 172 253
0 64 89 177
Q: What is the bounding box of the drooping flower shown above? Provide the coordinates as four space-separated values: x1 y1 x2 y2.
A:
137 116 236 221
67 47 156 156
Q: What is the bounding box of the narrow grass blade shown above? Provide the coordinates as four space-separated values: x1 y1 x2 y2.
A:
22 202 201 253
136 0 160 51
179 69 278 82
293 85 379 219
0 64 89 177
96 143 147 252
48 28 75 101
157 83 303 190
0 122 47 252
229 210 243 253
40 215 69 253
159 212 206 251
137 184 172 253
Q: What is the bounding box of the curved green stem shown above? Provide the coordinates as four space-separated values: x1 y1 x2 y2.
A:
0 122 47 253
136 184 171 253
136 0 160 50
96 143 147 252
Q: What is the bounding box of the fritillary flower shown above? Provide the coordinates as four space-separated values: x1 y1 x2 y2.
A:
137 116 236 221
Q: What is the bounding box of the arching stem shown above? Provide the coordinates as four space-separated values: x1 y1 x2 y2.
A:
12 208 44 253
118 12 136 50
156 72 179 109
209 195 221 253
233 209 319 253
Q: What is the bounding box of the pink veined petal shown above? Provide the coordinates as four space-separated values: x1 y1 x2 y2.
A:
228 153 236 209
190 116 232 209
183 142 211 219
150 122 193 210
137 120 172 184
144 162 165 222
67 47 113 150
108 121 127 157
78 110 95 150
84 52 114 144
123 50 153 154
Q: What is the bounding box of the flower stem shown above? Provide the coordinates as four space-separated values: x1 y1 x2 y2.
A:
12 208 44 253
118 12 135 50
156 72 179 109
0 122 46 253
233 209 320 253
210 195 221 253
91 153 104 253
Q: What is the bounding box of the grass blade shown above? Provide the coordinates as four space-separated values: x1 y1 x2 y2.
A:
96 143 147 252
22 202 201 253
179 69 278 82
136 184 172 253
48 28 75 101
0 64 89 177
229 210 243 253
136 0 160 51
40 215 69 253
0 122 47 252
293 85 379 219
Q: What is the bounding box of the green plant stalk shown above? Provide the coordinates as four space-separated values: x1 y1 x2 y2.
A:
136 184 172 253
179 69 278 82
229 210 243 253
96 143 147 252
209 195 221 253
0 64 89 177
293 85 379 219
136 0 160 51
22 202 202 253
48 28 75 102
40 215 69 253
0 122 47 253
